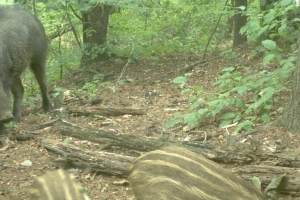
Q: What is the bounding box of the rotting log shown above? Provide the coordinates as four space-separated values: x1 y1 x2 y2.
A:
67 106 146 117
58 119 165 151
41 138 135 176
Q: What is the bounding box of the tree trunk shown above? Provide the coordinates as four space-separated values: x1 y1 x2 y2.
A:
233 0 247 46
278 36 300 130
81 4 110 66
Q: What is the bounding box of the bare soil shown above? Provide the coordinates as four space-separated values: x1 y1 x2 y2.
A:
0 47 298 199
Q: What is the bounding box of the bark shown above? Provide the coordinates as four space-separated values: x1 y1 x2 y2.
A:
41 138 135 176
233 0 247 46
58 120 164 151
67 106 146 117
81 4 110 66
278 35 300 130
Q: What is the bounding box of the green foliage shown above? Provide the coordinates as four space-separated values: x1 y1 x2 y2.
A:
239 0 299 72
33 0 229 70
76 73 108 101
168 60 295 132
241 0 299 45
109 0 227 56
118 77 134 85
43 0 225 62
263 173 285 198
53 87 67 98
251 176 262 192
252 173 284 199
22 96 39 109
220 49 237 62
3 121 17 130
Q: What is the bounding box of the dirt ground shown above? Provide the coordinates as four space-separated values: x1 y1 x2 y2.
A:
0 46 299 200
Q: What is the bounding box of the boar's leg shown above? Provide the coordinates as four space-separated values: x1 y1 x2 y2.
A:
11 77 24 122
30 60 52 113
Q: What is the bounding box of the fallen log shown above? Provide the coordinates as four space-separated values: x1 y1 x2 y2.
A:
41 138 135 176
67 106 146 117
58 119 164 151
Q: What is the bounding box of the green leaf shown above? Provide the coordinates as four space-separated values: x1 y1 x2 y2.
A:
237 6 246 11
278 22 287 35
291 43 297 52
264 174 285 192
184 113 200 126
251 176 262 191
220 112 235 119
193 86 203 93
207 100 219 107
219 120 232 128
189 101 201 111
211 104 224 116
233 114 241 123
258 25 268 36
197 108 208 115
222 67 235 72
188 95 197 102
280 0 293 6
263 100 273 109
260 87 275 101
181 88 191 94
166 118 182 127
262 40 276 51
260 113 270 123
263 54 275 66
173 112 181 117
237 86 247 95
235 120 253 132
173 76 187 84
247 87 275 112
235 98 245 108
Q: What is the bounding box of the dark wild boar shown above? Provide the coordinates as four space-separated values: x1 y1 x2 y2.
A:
0 6 52 133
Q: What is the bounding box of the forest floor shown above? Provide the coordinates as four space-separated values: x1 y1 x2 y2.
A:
0 45 299 200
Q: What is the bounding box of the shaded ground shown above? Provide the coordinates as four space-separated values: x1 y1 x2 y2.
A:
0 47 299 199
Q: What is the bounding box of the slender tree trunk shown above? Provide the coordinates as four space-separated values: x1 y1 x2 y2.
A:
278 37 300 131
233 0 247 46
81 5 110 67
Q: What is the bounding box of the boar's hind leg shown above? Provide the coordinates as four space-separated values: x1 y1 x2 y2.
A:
30 62 52 113
11 77 24 122
0 85 13 123
0 124 6 135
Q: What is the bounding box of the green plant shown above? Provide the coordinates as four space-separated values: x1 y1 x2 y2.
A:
168 59 295 132
241 0 299 45
252 173 284 200
3 121 18 131
22 97 39 110
220 49 237 62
